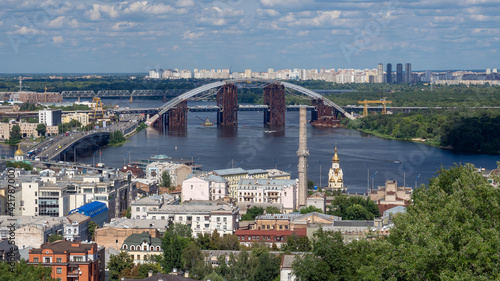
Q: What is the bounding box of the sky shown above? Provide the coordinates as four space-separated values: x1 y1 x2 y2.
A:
0 0 499 73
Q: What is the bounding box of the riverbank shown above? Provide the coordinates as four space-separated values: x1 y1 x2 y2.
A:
358 128 443 148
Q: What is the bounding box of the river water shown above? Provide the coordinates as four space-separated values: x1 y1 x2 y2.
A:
4 98 499 194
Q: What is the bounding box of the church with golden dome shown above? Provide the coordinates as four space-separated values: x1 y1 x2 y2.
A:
14 144 24 161
328 146 345 191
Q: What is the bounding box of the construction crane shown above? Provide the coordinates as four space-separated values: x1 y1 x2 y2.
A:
358 98 392 117
91 97 104 119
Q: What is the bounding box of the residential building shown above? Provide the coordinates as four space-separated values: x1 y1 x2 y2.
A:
64 212 90 242
307 219 383 243
281 255 298 281
131 201 240 237
95 226 159 251
386 63 392 83
266 169 291 180
306 192 326 212
369 180 412 214
253 212 339 231
146 162 192 187
237 179 298 212
28 240 105 281
405 63 412 84
212 168 249 198
181 175 228 202
39 109 62 126
377 63 384 83
13 91 63 103
0 121 59 139
121 232 162 264
235 228 307 248
62 112 90 126
396 63 403 83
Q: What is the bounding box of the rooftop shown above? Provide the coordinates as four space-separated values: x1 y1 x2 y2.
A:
69 201 108 218
213 168 248 176
29 240 97 255
123 232 161 246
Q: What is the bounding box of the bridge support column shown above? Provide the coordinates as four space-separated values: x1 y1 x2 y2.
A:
168 100 187 130
311 99 340 127
217 84 238 127
263 83 285 127
129 96 133 103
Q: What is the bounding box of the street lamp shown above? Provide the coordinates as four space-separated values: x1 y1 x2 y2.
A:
415 174 421 189
371 171 378 193
318 159 322 189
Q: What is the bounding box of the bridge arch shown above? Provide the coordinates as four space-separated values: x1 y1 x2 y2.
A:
147 78 353 125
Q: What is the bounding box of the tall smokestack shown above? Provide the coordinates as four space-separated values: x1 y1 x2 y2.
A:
297 107 309 209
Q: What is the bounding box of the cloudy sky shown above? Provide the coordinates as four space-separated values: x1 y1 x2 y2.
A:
1 0 499 73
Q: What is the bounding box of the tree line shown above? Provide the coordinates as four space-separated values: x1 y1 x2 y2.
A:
348 109 500 153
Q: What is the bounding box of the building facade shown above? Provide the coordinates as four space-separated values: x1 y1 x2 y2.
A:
121 232 162 264
28 240 105 281
181 175 228 202
328 147 345 191
62 112 90 126
39 109 62 126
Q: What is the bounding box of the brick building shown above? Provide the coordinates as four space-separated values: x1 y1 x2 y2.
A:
28 240 105 281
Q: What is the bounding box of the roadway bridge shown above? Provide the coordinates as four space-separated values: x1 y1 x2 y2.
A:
28 121 139 161
145 78 355 129
61 89 185 98
112 105 316 115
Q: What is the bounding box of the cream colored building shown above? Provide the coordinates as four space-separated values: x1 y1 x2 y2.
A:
328 147 345 191
62 112 90 126
0 121 58 139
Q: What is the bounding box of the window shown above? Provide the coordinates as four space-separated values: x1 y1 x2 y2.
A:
156 246 160 251
35 191 37 196
137 255 141 260
130 246 135 250
123 245 128 250
142 207 146 212
152 216 156 220
217 217 220 222
223 217 227 223
44 257 50 263
150 246 154 251
56 258 61 263
33 257 39 263
56 267 62 274
136 207 140 211
116 240 118 243
74 256 83 262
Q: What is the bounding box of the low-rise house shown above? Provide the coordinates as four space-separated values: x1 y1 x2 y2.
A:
121 232 162 264
28 240 105 281
0 216 67 249
146 162 192 187
306 192 326 212
64 212 91 242
281 255 298 281
307 218 383 244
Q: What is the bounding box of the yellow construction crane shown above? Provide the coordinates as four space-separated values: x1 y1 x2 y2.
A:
91 97 104 119
358 98 392 117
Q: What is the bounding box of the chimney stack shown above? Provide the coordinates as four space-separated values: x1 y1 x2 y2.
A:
297 107 309 209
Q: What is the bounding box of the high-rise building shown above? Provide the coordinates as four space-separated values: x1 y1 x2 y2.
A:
377 63 384 83
386 63 392 83
39 109 62 126
396 63 403 84
405 63 412 84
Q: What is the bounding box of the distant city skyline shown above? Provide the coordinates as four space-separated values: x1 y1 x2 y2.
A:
1 0 499 73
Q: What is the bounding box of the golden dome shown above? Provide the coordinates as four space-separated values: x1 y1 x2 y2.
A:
14 144 24 156
332 146 339 162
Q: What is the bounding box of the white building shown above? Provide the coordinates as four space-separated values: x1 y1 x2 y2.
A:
181 175 228 202
131 202 239 237
38 109 62 126
146 162 192 187
237 179 298 212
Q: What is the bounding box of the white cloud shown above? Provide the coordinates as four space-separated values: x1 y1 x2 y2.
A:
261 0 305 7
123 1 184 15
52 36 64 44
86 4 119 20
258 9 280 17
183 30 204 40
47 16 65 28
13 26 45 35
198 7 244 26
176 0 194 8
112 21 138 31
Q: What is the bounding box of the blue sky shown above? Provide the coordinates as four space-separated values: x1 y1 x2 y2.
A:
1 0 499 73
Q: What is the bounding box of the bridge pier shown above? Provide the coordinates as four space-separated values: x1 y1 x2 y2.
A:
168 100 187 130
217 84 238 127
129 96 133 103
311 99 341 127
263 83 285 127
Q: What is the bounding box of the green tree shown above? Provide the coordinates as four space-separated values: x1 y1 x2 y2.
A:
160 171 171 188
88 221 98 241
6 161 33 170
217 234 240 250
159 227 185 273
108 251 134 281
47 233 63 242
7 125 22 145
282 234 311 252
0 260 56 281
265 206 281 214
327 194 380 220
241 206 264 221
252 247 280 281
299 205 323 214
36 123 46 136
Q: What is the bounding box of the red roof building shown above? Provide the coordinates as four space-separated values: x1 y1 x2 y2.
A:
28 240 105 281
235 228 307 248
